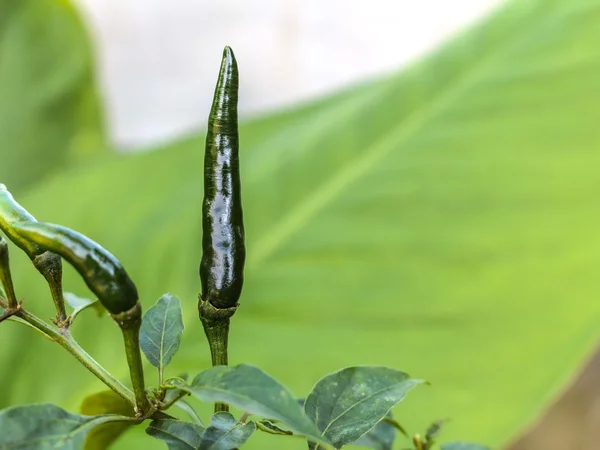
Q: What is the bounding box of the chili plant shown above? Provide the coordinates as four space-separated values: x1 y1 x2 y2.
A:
0 47 488 450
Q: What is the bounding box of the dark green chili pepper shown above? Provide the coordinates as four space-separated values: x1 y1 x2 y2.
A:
16 221 150 412
198 46 245 413
0 185 67 323
200 45 246 310
0 236 18 309
0 184 43 259
15 222 138 315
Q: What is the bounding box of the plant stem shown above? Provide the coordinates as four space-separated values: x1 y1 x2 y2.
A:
111 301 151 414
0 296 135 404
198 297 237 413
122 324 150 412
205 319 229 413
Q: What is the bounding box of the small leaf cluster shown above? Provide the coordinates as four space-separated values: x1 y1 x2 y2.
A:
0 290 487 449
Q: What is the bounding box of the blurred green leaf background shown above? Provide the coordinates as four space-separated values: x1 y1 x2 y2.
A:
0 0 105 192
2 0 600 449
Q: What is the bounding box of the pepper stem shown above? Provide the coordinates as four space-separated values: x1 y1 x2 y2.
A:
33 251 67 326
0 238 18 309
112 301 150 415
198 297 238 412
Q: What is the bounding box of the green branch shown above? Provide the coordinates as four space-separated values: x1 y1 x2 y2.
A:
0 296 135 405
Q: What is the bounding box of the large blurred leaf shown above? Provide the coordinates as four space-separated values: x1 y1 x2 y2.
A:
0 0 105 191
2 0 600 450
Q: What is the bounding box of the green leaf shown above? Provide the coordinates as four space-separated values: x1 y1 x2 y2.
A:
0 0 105 191
305 367 422 448
5 1 600 448
0 403 135 449
173 400 205 428
352 413 396 450
423 419 448 449
199 412 256 450
80 391 136 450
64 291 105 322
146 419 205 450
184 364 329 446
256 419 293 436
140 293 184 375
441 443 490 450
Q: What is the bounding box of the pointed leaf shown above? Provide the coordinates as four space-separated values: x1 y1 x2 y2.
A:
425 419 447 442
140 293 184 370
305 367 422 448
199 412 256 450
174 400 205 427
0 403 135 449
441 443 490 450
64 291 105 322
80 390 135 450
184 364 329 446
146 419 205 450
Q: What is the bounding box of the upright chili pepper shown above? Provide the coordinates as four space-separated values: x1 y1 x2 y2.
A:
0 236 18 309
200 45 245 310
0 185 67 324
16 222 150 414
198 46 245 413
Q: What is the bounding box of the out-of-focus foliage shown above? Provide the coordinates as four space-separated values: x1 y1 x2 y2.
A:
0 0 105 192
2 0 600 449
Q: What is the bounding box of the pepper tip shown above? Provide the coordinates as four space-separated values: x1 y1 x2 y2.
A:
223 45 235 61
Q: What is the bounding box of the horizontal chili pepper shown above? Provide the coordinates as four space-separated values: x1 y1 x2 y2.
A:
200 45 246 310
15 221 150 412
0 184 44 259
0 185 67 323
15 222 138 315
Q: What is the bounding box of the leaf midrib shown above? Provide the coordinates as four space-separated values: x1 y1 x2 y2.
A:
320 380 416 441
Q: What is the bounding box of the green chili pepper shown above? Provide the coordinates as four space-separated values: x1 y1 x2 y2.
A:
0 236 18 309
0 184 43 259
200 45 246 310
15 222 137 315
0 185 67 323
16 221 150 412
198 46 245 413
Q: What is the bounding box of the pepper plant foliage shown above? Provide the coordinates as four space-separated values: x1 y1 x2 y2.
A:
0 48 486 450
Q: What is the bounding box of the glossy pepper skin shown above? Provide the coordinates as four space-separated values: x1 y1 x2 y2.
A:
0 184 67 323
16 222 138 315
0 184 44 259
200 46 246 309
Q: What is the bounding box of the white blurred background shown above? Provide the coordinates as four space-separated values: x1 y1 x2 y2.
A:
74 0 504 149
